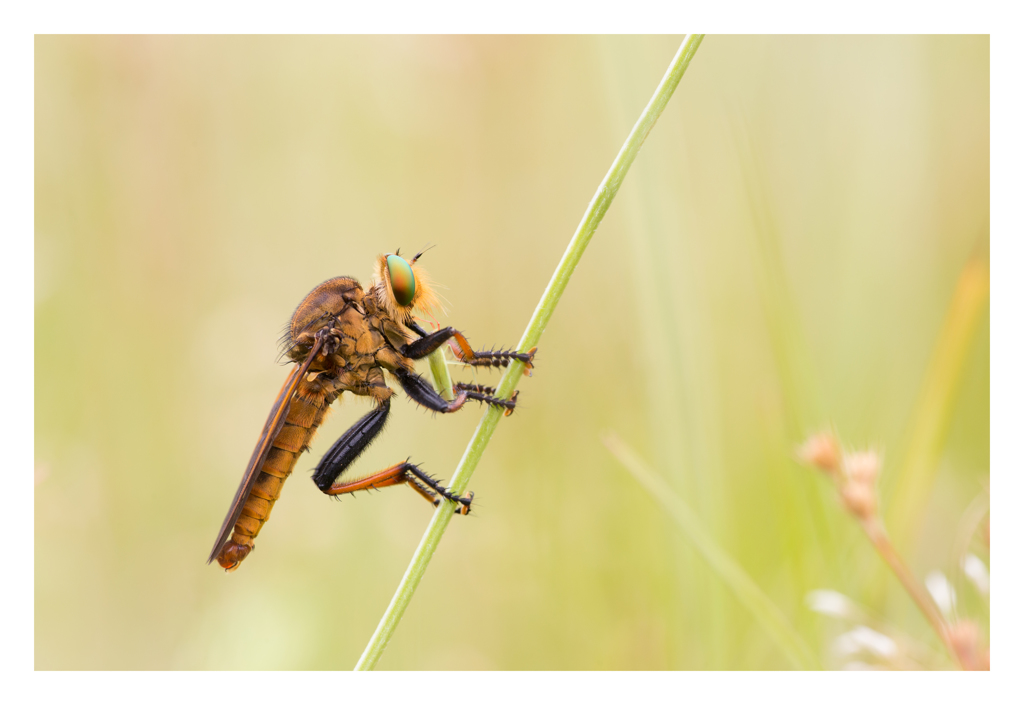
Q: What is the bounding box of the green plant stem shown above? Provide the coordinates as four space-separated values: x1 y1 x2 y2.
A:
603 432 821 670
354 34 705 671
427 347 454 401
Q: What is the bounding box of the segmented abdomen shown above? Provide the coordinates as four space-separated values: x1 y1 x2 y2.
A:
226 381 337 549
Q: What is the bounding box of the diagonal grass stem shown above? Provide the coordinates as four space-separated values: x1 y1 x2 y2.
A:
354 34 705 670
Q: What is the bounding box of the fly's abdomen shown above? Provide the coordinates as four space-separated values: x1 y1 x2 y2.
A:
216 382 336 570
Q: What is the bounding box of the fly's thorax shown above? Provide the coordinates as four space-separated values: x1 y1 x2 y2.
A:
363 293 415 350
287 276 364 353
297 302 393 393
284 267 418 385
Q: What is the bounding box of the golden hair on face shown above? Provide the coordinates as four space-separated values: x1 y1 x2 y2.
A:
372 248 441 324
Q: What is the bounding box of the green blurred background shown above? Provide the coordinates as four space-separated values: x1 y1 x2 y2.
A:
35 35 989 670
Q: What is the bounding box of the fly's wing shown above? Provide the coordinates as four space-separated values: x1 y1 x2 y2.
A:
207 337 324 564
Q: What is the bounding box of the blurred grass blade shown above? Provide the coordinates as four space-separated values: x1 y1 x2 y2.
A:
603 431 821 670
734 126 822 430
354 34 706 671
598 37 728 665
733 126 839 584
887 254 989 546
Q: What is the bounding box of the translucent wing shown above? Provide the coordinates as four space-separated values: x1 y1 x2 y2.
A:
207 337 323 564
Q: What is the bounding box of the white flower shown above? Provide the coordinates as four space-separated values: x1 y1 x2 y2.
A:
806 589 855 619
834 626 898 659
961 554 989 596
925 571 957 617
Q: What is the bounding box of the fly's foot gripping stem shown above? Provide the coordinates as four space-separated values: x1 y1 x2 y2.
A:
458 491 474 515
441 490 475 515
404 463 473 514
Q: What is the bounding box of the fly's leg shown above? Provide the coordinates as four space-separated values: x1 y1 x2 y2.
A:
406 464 474 514
449 332 536 375
395 369 517 415
320 460 473 515
399 326 533 411
393 367 472 413
394 367 515 416
400 324 458 358
311 397 472 513
311 398 392 492
401 326 537 376
453 383 520 417
452 343 537 375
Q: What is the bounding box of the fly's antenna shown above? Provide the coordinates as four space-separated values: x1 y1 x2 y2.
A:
410 243 436 264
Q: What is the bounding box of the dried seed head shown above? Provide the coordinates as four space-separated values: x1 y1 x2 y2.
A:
797 432 841 474
843 450 881 484
948 620 984 670
840 482 877 520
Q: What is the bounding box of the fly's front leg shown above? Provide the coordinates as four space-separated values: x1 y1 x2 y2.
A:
400 326 462 360
401 326 537 376
450 334 537 376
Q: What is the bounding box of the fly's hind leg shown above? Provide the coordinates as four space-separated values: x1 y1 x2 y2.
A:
311 397 392 492
311 393 471 514
320 460 473 515
405 464 474 515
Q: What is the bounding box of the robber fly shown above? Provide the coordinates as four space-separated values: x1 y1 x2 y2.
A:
208 249 536 571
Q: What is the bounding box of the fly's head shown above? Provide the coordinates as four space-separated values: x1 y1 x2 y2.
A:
372 247 441 327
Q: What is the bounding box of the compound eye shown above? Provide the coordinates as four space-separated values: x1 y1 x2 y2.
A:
386 254 416 306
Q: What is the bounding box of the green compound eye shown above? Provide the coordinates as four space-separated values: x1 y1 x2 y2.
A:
386 254 416 306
